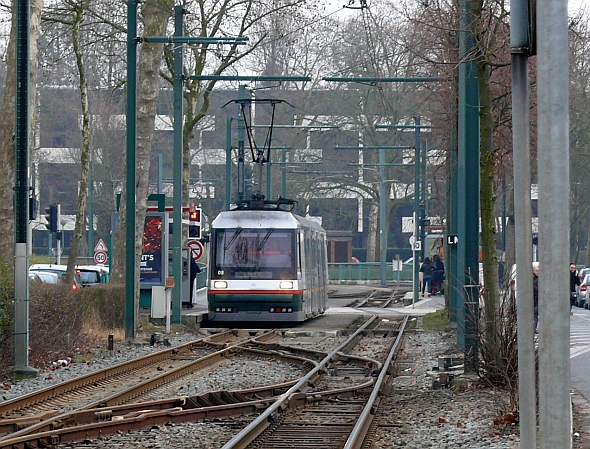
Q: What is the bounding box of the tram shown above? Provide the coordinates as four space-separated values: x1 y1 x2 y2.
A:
207 198 328 322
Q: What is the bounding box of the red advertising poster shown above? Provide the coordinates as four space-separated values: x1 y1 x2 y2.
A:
140 214 163 285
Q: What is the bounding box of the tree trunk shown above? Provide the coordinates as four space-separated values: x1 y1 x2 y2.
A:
477 43 500 349
111 0 173 304
66 0 92 284
0 0 42 263
366 203 379 262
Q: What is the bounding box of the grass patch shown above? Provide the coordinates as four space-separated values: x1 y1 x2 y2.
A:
422 309 449 330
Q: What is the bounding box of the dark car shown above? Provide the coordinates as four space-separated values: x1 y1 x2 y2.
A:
75 265 110 287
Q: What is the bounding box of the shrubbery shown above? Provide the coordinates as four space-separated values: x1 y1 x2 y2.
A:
0 276 125 381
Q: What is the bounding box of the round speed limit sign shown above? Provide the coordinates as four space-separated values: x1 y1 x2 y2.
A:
94 250 107 265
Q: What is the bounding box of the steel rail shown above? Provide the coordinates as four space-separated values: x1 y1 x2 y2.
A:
343 314 408 448
0 331 277 441
0 372 381 449
0 330 243 418
221 314 379 449
0 341 384 448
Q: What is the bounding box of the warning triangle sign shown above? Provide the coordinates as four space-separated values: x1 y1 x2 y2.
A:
94 239 108 252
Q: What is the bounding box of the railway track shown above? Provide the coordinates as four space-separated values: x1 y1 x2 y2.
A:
0 310 409 448
222 315 408 449
0 330 289 446
347 289 410 310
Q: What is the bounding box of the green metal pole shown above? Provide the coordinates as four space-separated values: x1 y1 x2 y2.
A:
420 141 427 262
226 117 232 209
158 153 163 194
125 0 138 340
172 5 184 323
88 162 94 258
457 0 480 364
413 117 421 305
237 86 247 202
281 149 287 198
448 105 459 323
266 148 272 200
379 147 387 286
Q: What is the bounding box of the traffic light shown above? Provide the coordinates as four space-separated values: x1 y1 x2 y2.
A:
189 208 202 239
45 203 58 232
189 209 201 223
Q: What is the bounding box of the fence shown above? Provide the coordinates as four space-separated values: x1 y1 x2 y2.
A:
328 262 414 284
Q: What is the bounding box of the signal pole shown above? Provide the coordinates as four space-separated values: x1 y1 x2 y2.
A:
56 204 62 264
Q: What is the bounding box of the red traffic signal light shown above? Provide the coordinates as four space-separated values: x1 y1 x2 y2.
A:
189 209 201 223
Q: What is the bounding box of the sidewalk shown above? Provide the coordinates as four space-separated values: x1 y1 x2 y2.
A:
401 291 445 315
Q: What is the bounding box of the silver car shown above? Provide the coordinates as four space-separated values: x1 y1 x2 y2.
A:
579 273 590 308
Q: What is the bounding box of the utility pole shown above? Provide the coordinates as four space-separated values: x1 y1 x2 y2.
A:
457 0 480 367
511 0 536 444
14 0 37 376
537 0 571 445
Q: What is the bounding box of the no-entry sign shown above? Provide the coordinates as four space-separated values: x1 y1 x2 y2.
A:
187 240 204 261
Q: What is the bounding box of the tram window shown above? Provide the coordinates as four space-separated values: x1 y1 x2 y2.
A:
215 229 295 271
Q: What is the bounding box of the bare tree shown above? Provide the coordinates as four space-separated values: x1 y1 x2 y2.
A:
43 0 93 282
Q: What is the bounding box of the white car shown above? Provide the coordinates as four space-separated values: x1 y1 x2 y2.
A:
508 262 539 302
29 264 82 290
29 271 61 284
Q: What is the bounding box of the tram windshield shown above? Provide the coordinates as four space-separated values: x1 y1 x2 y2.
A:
212 228 296 280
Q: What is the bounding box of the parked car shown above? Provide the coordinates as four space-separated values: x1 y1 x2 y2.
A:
29 264 82 290
578 273 590 308
75 265 110 287
579 267 590 284
509 262 539 301
29 270 62 284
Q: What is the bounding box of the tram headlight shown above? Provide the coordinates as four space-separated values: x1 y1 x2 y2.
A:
213 281 228 289
279 281 293 290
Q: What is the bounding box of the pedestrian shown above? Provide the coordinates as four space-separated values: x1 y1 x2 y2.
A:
187 257 202 309
533 264 539 331
420 257 434 296
571 263 581 313
431 254 445 295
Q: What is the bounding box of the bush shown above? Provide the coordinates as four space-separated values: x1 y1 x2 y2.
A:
79 284 125 330
0 261 14 380
28 283 88 366
0 281 126 381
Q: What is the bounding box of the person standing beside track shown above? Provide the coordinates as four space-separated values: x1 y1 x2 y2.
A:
420 257 434 297
431 254 445 295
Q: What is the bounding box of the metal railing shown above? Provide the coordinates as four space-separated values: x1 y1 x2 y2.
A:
328 262 413 283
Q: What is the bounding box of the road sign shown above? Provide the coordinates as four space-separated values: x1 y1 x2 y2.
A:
447 234 459 246
94 239 108 252
187 240 204 261
94 250 108 265
413 241 421 251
